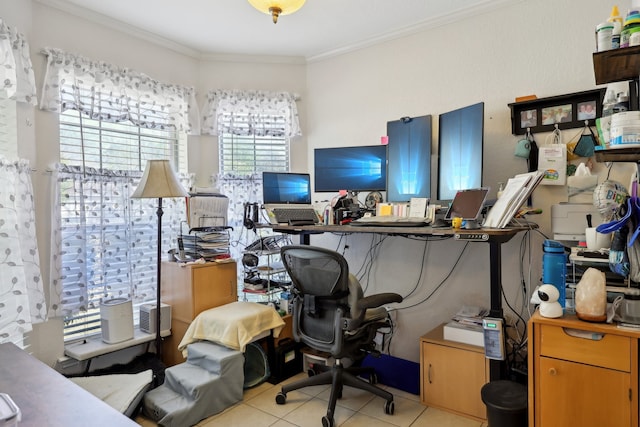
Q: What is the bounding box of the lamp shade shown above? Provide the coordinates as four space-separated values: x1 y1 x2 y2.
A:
131 160 188 199
248 0 305 23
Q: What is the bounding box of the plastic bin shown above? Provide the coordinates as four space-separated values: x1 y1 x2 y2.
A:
481 380 527 427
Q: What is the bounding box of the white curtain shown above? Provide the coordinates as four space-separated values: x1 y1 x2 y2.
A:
0 19 37 104
0 158 46 345
48 164 188 318
201 89 301 137
39 47 200 135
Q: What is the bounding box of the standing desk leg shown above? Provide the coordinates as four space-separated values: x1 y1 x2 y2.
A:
298 233 310 245
488 240 506 381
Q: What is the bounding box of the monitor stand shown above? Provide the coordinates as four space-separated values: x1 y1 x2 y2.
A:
464 219 481 229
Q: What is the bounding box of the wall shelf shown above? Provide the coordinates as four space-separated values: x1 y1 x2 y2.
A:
593 46 640 85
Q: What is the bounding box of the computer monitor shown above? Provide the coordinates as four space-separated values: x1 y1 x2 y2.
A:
386 115 432 202
314 145 387 193
444 188 489 228
262 172 312 204
438 102 484 201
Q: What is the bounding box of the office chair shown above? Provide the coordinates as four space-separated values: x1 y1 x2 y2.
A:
275 245 403 427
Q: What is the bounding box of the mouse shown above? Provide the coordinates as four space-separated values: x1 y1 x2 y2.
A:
431 218 451 228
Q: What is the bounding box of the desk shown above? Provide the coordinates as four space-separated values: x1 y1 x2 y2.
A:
0 342 138 426
271 223 534 380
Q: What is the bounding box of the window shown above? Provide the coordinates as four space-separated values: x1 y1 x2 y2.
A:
219 133 288 174
58 109 187 341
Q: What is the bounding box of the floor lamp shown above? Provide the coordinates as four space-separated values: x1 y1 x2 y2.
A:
131 160 187 362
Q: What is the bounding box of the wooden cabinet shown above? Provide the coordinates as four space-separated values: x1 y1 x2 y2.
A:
528 312 639 427
161 260 238 366
420 324 489 421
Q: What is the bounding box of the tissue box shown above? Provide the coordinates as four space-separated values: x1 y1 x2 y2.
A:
567 175 598 203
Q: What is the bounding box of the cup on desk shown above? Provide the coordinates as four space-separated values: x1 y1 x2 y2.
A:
585 227 611 251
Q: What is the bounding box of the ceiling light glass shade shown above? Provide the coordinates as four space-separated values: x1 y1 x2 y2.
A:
131 160 187 199
248 0 306 23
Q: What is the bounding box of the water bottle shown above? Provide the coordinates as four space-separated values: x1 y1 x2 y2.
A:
542 240 567 309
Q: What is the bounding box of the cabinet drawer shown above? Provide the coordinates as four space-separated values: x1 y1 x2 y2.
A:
539 324 630 371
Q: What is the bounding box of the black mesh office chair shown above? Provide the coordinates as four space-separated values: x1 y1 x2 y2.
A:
275 245 403 427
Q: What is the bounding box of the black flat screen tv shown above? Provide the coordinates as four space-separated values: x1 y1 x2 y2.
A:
314 145 387 193
437 102 484 201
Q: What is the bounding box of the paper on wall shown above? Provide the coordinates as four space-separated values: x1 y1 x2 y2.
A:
538 145 567 186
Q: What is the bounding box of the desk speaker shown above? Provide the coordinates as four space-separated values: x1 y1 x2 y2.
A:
140 303 171 334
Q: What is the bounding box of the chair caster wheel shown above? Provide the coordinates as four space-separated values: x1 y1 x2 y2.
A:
384 400 394 415
369 372 378 384
275 392 287 405
322 415 335 427
307 368 316 377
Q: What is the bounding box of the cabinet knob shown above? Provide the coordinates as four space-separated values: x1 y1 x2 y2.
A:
548 367 557 376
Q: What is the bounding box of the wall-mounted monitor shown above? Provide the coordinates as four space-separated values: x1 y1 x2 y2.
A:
437 102 484 201
386 115 432 202
314 145 387 193
262 172 312 204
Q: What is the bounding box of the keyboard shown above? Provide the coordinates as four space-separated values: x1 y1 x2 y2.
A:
351 215 431 227
272 208 319 224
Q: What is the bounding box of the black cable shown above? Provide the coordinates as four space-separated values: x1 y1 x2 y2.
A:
396 241 470 310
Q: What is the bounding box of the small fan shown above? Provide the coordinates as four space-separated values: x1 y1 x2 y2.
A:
365 191 383 209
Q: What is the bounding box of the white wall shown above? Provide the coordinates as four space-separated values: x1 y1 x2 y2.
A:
304 0 634 363
2 0 635 366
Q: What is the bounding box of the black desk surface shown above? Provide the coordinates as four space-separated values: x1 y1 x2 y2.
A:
0 342 138 427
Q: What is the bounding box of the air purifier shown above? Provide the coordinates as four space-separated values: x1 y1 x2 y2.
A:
140 303 171 335
100 298 134 344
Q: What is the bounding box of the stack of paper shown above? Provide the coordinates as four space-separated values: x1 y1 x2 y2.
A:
483 171 544 228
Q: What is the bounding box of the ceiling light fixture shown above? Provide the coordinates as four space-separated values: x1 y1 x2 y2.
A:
248 0 306 24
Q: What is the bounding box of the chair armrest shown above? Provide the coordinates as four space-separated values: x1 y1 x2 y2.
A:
357 293 403 310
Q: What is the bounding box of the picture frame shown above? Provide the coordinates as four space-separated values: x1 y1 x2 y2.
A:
508 89 605 135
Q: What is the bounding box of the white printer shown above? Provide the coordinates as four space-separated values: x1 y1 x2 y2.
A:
551 203 603 242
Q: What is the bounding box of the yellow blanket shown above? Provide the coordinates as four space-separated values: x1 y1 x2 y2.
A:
178 301 286 354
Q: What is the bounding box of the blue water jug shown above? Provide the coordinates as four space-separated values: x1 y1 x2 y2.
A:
542 240 567 309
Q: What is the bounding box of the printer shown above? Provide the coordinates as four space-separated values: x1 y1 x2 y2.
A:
551 203 603 242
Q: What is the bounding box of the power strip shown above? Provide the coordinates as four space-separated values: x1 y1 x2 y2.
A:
454 233 489 241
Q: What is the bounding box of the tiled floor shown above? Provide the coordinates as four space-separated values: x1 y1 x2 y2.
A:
135 373 488 427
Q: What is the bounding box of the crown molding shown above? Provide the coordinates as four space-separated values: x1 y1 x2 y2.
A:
306 0 524 63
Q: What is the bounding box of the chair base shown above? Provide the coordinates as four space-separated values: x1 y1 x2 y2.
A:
277 360 394 427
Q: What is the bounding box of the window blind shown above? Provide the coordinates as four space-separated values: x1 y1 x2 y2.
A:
58 106 186 341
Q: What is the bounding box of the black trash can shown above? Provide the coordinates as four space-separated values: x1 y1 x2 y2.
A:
481 380 528 427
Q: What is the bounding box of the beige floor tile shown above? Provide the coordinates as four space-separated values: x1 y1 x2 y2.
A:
269 420 299 427
244 381 277 401
315 383 377 412
341 412 400 427
380 385 420 403
282 397 355 427
198 403 279 427
357 394 425 427
410 407 483 427
245 381 313 418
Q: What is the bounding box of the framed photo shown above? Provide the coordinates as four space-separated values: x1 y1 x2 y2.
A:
509 89 605 135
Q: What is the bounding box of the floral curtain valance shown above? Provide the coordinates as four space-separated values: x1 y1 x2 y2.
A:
39 47 200 135
201 89 301 138
0 19 37 104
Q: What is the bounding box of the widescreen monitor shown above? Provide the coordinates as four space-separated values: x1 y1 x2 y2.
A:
314 145 387 193
262 172 312 204
438 102 484 201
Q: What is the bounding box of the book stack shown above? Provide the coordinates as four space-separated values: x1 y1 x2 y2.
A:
181 227 231 260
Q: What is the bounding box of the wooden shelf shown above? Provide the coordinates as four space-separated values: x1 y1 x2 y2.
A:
593 46 640 85
594 147 640 163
